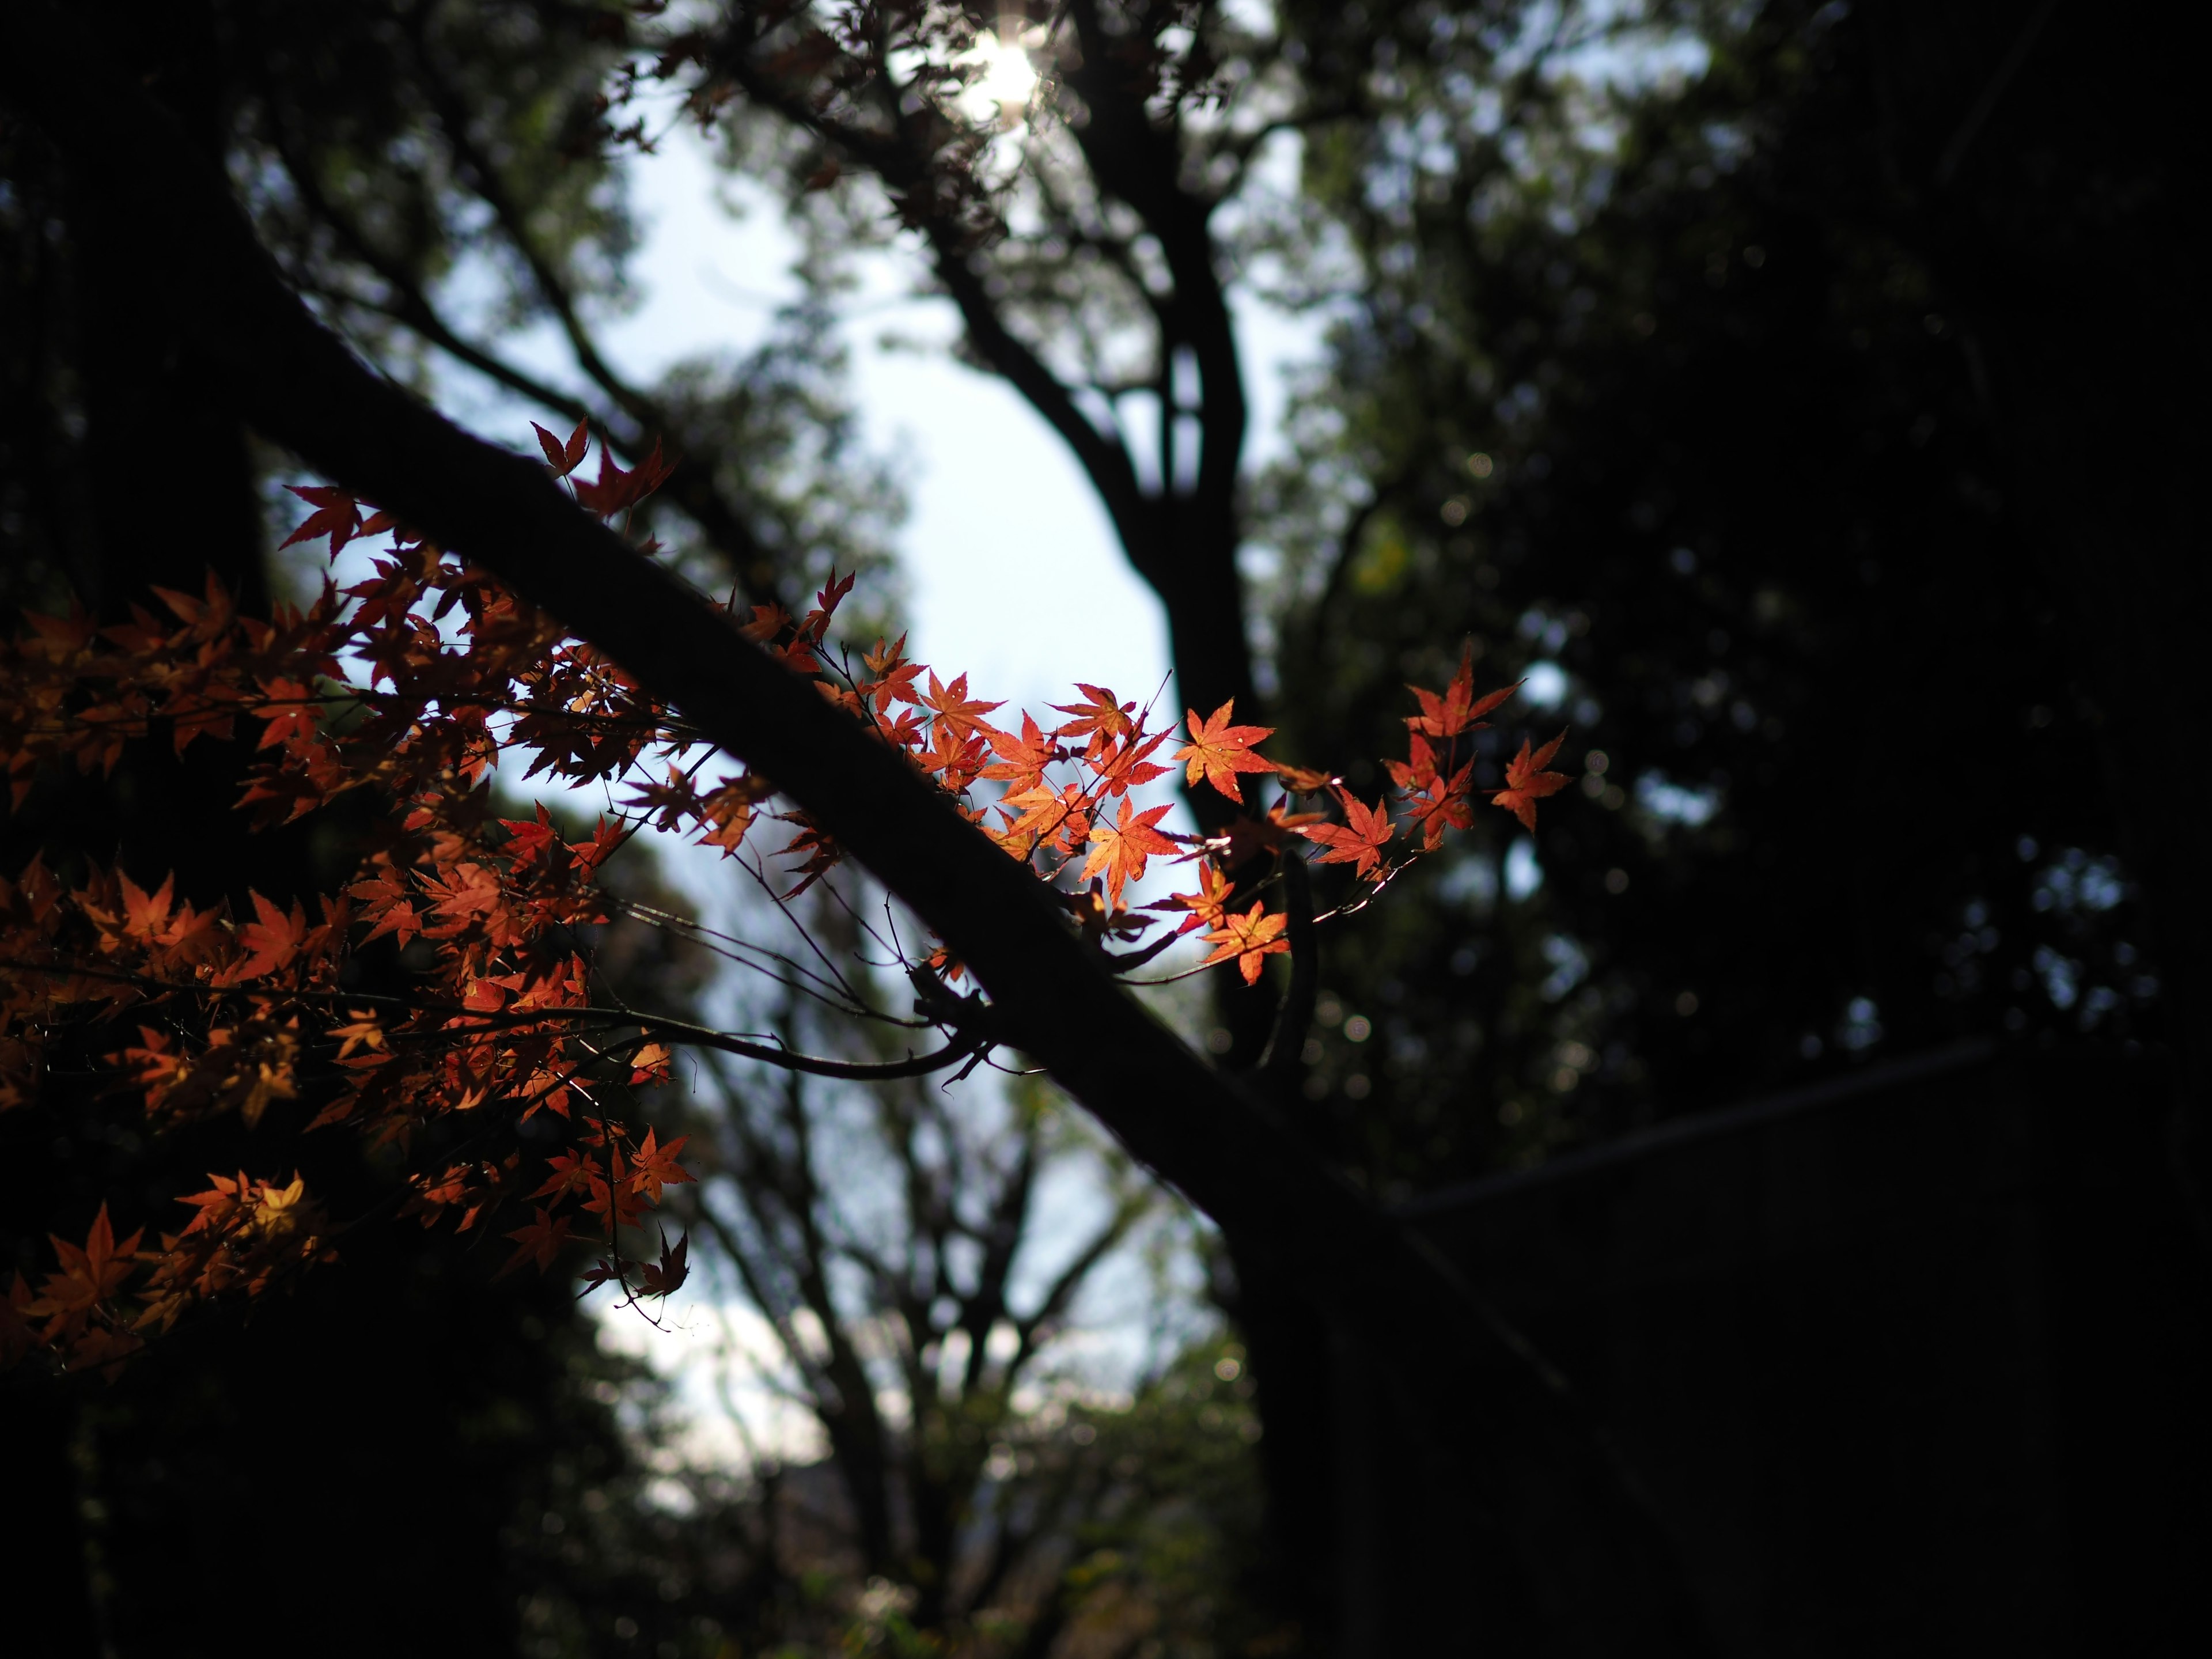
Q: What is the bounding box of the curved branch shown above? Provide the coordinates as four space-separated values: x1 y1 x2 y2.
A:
0 960 979 1082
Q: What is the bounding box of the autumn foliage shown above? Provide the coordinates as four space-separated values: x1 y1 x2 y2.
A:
0 422 1566 1374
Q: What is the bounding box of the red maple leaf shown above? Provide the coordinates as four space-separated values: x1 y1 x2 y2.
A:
1175 699 1276 804
236 891 310 980
573 438 676 517
1299 790 1395 881
253 677 320 753
634 1230 690 1298
1404 763 1478 850
279 485 363 557
1493 732 1573 832
531 417 590 478
1406 646 1517 739
1385 732 1440 793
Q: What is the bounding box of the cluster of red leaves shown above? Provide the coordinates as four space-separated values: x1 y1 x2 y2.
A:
0 424 1570 1373
0 442 704 1370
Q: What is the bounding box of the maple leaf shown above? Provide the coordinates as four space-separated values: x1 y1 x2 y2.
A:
279 485 362 556
698 773 771 854
920 671 1005 740
1209 802 1325 870
800 571 855 641
1407 646 1517 739
1091 728 1173 799
1272 760 1341 796
622 764 703 833
991 781 1077 857
1404 763 1478 851
236 891 310 980
1201 902 1290 986
118 871 175 944
582 1142 648 1230
635 1230 690 1298
530 1150 599 1203
979 711 1058 794
28 1205 145 1350
573 437 677 517
1175 700 1277 804
862 634 926 714
740 601 791 643
499 1207 574 1278
326 1014 385 1062
1384 733 1440 794
628 1128 694 1203
776 817 843 899
1150 861 1237 934
1081 797 1178 906
1050 683 1136 743
1493 731 1573 832
531 417 590 478
1299 791 1395 881
627 1044 675 1089
350 865 422 949
253 677 320 752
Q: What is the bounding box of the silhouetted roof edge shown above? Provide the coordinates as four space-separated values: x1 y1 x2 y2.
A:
1389 1037 2002 1222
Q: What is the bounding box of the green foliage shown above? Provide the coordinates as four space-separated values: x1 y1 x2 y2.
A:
1256 0 2161 1192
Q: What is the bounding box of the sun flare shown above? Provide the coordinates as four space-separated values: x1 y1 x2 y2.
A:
959 30 1040 123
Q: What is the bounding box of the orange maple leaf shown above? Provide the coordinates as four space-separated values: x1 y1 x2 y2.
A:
28 1204 144 1336
980 711 1059 794
1051 683 1136 742
530 1150 599 1204
1271 760 1340 796
921 671 1005 740
1150 861 1237 934
1407 646 1516 739
1493 731 1573 831
628 1128 695 1204
1299 790 1395 881
1175 699 1276 804
1081 797 1178 906
118 871 175 944
1201 902 1290 986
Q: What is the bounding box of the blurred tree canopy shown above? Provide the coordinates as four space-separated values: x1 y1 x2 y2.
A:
1252 0 2172 1190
